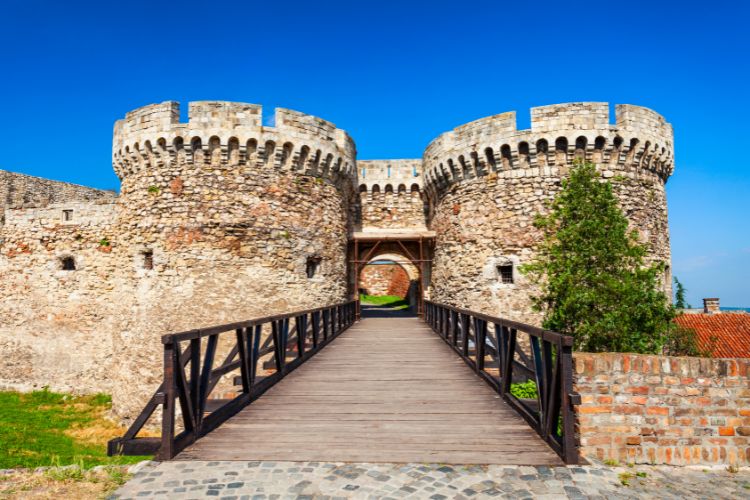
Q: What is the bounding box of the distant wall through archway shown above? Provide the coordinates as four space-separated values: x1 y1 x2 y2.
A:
360 261 411 297
357 253 420 308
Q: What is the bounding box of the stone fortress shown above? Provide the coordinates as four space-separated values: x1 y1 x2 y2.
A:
0 101 673 419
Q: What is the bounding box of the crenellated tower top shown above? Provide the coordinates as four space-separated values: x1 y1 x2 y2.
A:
112 101 357 188
422 102 674 197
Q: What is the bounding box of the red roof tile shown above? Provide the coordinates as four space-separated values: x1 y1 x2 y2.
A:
674 312 750 358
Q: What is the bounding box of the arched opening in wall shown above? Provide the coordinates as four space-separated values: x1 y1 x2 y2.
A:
447 159 458 180
500 144 513 170
310 149 322 173
459 155 471 179
144 141 153 162
574 136 587 161
536 139 549 167
246 138 258 164
470 151 481 176
593 136 606 164
264 141 276 166
555 137 568 165
642 141 652 168
156 137 168 164
209 136 221 165
610 136 623 166
296 145 309 171
410 183 421 202
397 184 406 195
371 184 381 199
281 142 294 168
384 184 394 196
191 137 203 164
484 147 496 171
626 138 640 168
173 137 185 164
358 252 421 316
322 153 333 175
518 142 530 167
228 137 240 165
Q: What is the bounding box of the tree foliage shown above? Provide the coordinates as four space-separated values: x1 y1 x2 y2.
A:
521 161 679 354
673 276 689 309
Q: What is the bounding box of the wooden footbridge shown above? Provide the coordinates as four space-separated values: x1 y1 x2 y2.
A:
109 301 578 465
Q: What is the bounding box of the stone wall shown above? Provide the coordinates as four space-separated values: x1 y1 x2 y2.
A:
357 160 427 232
0 169 115 223
574 353 750 465
359 263 411 297
424 103 673 324
0 100 357 421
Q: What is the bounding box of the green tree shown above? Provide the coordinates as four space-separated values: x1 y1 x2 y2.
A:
673 277 689 309
521 161 676 354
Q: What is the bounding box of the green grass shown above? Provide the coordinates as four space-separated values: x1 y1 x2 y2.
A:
359 294 410 310
0 389 151 469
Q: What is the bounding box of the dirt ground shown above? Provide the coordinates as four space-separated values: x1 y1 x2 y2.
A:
0 465 133 499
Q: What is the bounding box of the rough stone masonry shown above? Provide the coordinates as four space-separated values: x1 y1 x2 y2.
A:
0 101 674 425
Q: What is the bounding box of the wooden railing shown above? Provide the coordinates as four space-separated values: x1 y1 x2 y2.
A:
108 300 357 459
424 300 579 464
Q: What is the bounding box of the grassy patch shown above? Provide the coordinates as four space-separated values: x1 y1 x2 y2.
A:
359 294 410 310
0 389 151 469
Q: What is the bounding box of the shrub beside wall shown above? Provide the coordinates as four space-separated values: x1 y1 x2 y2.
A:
574 353 750 465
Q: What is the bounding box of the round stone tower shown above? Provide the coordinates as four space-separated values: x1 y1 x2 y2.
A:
109 101 357 416
422 102 673 324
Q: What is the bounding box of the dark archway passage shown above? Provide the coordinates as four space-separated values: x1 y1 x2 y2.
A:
350 233 434 318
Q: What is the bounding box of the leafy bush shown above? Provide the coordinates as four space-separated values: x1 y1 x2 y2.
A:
510 380 538 399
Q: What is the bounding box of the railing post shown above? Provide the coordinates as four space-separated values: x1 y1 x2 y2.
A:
500 326 515 397
560 340 578 464
461 313 470 356
158 339 177 460
475 318 486 373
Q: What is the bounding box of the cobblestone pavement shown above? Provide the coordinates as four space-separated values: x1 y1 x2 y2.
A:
111 460 750 499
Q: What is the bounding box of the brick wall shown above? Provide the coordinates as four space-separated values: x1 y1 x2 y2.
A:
574 353 750 465
359 264 411 297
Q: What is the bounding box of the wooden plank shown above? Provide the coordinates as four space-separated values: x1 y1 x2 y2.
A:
177 315 563 465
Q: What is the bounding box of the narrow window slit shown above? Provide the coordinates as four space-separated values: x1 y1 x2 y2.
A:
497 264 514 284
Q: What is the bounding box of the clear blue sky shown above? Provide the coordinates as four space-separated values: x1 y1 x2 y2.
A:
1 1 748 306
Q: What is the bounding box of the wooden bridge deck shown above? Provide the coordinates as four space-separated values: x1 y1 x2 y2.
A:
177 314 562 464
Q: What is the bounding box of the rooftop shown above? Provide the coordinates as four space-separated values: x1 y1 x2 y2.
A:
675 311 750 358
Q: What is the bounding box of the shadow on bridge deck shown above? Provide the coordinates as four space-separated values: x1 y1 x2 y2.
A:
176 309 562 465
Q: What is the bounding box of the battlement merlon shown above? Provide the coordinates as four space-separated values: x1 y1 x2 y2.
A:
112 101 357 183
